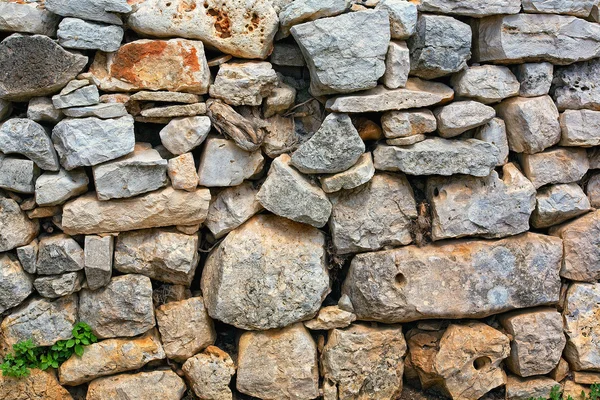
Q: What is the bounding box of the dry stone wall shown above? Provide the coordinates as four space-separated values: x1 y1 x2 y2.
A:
0 0 600 399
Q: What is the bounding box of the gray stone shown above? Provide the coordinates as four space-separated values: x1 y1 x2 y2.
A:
375 0 417 39
342 232 562 323
451 65 520 104
506 376 561 400
27 97 63 123
408 15 472 79
167 153 198 191
532 183 591 229
0 34 88 102
514 62 553 98
329 173 417 254
320 152 375 193
33 272 84 299
52 84 99 110
159 116 211 155
382 109 436 139
588 173 600 207
93 145 168 201
35 169 89 207
475 118 510 166
79 274 155 339
0 254 33 314
291 10 390 96
495 95 560 154
434 100 496 138
278 0 351 38
475 14 600 65
383 41 410 89
0 2 60 36
202 214 330 330
563 283 600 371
560 110 600 147
0 118 59 171
291 113 365 174
45 0 130 25
62 103 128 119
263 81 296 118
0 197 39 252
209 61 278 106
520 148 589 189
182 346 236 400
52 116 135 170
36 234 84 275
205 182 263 239
326 78 454 113
16 240 38 274
114 228 199 286
257 154 332 228
0 99 11 121
0 157 39 194
428 163 536 241
57 18 124 52
1 295 77 347
373 138 498 177
270 42 306 66
86 371 186 400
553 59 600 111
415 0 521 17
84 235 113 291
304 305 356 330
522 0 597 17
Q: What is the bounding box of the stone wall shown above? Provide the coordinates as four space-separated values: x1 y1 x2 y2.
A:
0 0 599 399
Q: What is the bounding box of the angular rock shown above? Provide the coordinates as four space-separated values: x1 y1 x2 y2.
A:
79 274 155 339
130 91 201 103
550 358 571 382
343 232 562 322
256 154 332 227
139 102 207 118
291 10 390 96
160 116 211 155
0 254 33 314
320 152 375 193
63 103 128 119
0 99 10 121
450 65 520 104
33 272 83 299
0 369 73 400
86 371 186 400
205 182 263 239
237 323 319 399
520 148 589 189
16 240 38 274
278 0 351 38
209 61 278 106
0 157 39 194
564 380 591 399
382 109 436 139
522 0 597 17
36 234 84 275
182 346 236 400
62 186 211 235
514 62 553 98
563 283 600 371
434 100 496 138
304 305 356 330
428 163 536 240
156 297 216 362
0 197 39 252
84 235 113 291
383 41 410 89
27 97 63 123
57 18 124 53
263 81 296 118
0 118 59 171
408 15 472 79
560 109 600 147
269 42 305 67
168 153 198 191
376 0 417 39
572 371 600 385
46 0 130 25
114 228 199 286
52 116 135 170
262 115 298 157
52 84 99 110
373 138 498 177
0 2 60 36
553 59 600 111
532 183 591 229
202 214 330 330
0 34 87 102
506 376 560 400
415 0 521 17
35 168 89 207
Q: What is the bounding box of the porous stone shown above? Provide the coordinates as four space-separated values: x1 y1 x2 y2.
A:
256 154 332 228
168 153 198 191
86 371 186 400
0 157 39 194
0 369 74 400
52 116 135 170
79 274 155 339
263 81 296 118
0 254 33 314
0 1 60 36
33 272 83 299
560 109 600 147
381 109 436 139
182 346 236 400
209 61 278 106
57 18 124 53
415 0 521 17
373 138 498 177
553 59 600 111
505 376 559 400
46 0 130 25
291 113 365 174
0 118 59 171
320 153 375 193
160 116 211 155
588 173 600 207
237 323 319 399
27 97 63 123
279 0 351 38
382 41 410 89
35 169 88 207
342 232 562 322
532 183 591 229
434 101 496 138
519 148 589 189
522 0 597 17
0 34 87 102
514 63 553 98
156 297 216 362
376 0 417 39
114 228 199 286
36 234 84 275
475 118 509 166
84 235 113 291
0 197 39 252
16 240 38 274
304 306 356 330
495 95 560 154
291 10 390 96
563 283 600 371
205 182 263 239
408 15 472 79
427 163 536 240
202 214 330 330
451 66 520 104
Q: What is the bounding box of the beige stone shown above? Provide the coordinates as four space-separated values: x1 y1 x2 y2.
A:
168 153 199 191
320 153 375 193
86 370 186 400
505 375 560 400
563 380 591 400
0 369 73 400
182 346 236 400
563 283 600 371
520 148 589 189
304 306 356 331
531 183 590 229
573 371 600 385
381 108 436 139
549 358 570 382
209 61 278 106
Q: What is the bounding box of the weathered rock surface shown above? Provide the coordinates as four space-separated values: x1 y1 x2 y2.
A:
304 305 356 330
139 102 207 118
84 235 113 291
206 99 266 152
16 240 38 275
263 82 296 118
515 62 553 98
0 254 33 314
52 84 99 110
57 18 124 52
553 59 600 111
382 109 436 139
0 197 39 252
434 101 496 138
0 2 60 36
0 369 74 400
522 0 597 17
0 118 59 171
209 61 278 106
160 116 211 155
33 272 84 299
475 118 510 166
202 214 330 330
588 173 600 207
563 283 600 371
320 152 375 193
130 91 201 103
415 0 521 17
205 182 263 239
36 234 84 275
343 233 562 322
168 153 199 191
382 41 410 89
27 97 63 123
86 371 186 400
278 0 351 38
560 109 600 147
505 376 560 400
519 148 589 189
0 157 39 194
262 115 299 157
532 183 590 229
270 42 305 66
451 66 520 104
35 169 88 207
237 323 319 399
376 0 417 39
182 346 236 400
46 0 130 25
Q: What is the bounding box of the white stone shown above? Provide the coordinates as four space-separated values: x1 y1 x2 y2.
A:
560 109 600 147
532 183 591 229
0 2 60 36
159 116 211 155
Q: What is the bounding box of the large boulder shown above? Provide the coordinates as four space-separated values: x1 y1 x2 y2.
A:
0 197 39 252
86 371 186 400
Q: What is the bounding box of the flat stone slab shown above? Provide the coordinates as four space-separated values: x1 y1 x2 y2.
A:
57 18 124 53
415 0 521 17
86 371 186 400
46 0 131 25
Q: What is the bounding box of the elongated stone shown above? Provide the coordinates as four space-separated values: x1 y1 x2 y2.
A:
475 118 509 166
416 0 521 17
0 118 59 171
506 376 560 400
62 103 127 119
0 369 73 400
16 240 38 274
278 0 351 38
0 197 39 252
52 84 99 109
34 272 83 299
376 0 417 39
57 18 124 53
382 41 410 89
434 100 496 138
532 183 591 229
46 0 130 25
84 235 113 291
304 306 356 330
0 254 33 314
522 0 597 17
35 169 89 207
563 283 600 371
320 152 375 193
519 148 589 189
86 371 186 400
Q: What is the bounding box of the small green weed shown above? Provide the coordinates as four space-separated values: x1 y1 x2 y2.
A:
529 384 600 400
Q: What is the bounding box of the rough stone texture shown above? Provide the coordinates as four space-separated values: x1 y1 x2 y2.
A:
237 323 319 399
52 116 135 170
408 15 472 79
36 234 84 275
515 62 553 98
588 173 600 208
522 0 597 17
16 240 38 275
291 10 390 96
519 148 589 189
256 154 332 228
127 0 279 59
46 0 130 25
451 66 520 104
0 118 60 171
278 0 351 38
130 91 201 103
27 97 63 123
532 183 591 229
114 228 199 286
0 99 10 121
168 153 199 191
499 308 566 377
0 197 39 252
62 186 211 235
84 235 113 291
373 138 498 177
329 173 416 254
0 254 33 314
291 113 365 174
263 82 296 118
262 115 299 157
139 102 207 118
382 41 410 90
376 0 417 39
505 376 559 400
205 182 263 239
0 2 60 36
57 18 124 53
320 153 375 193
86 371 186 400
553 59 600 111
474 14 600 65
202 214 330 330
572 371 600 385
1 295 77 347
495 95 560 154
560 109 600 147
304 306 356 330
207 100 265 151
209 61 278 106
182 346 236 400
35 169 88 207
563 283 600 371
0 34 87 102
434 101 496 138
156 297 216 362
79 274 155 339
52 84 99 110
342 232 562 323
160 116 211 155
382 109 436 139
415 0 521 17
0 157 39 194
0 369 74 400
33 272 84 299
563 380 591 399
270 42 305 67
475 118 510 166
63 103 128 119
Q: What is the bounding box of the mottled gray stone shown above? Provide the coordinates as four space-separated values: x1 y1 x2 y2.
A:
514 63 553 97
16 240 38 274
434 101 496 138
159 116 211 156
205 182 263 239
376 0 417 39
62 103 128 119
0 156 39 194
36 234 84 276
57 18 124 52
381 109 436 139
209 61 278 106
35 169 89 207
86 371 186 400
278 0 351 38
84 235 113 291
532 183 591 229
0 118 59 171
522 0 597 17
0 254 33 314
52 84 99 109
27 97 63 123
553 59 600 111
0 99 11 121
0 2 60 36
34 272 84 299
0 197 39 252
560 109 600 147
320 152 375 193
563 283 600 371
291 10 390 96
45 0 130 25
415 0 521 17
520 148 589 189
383 41 410 89
269 42 305 66
475 118 510 166
451 65 520 104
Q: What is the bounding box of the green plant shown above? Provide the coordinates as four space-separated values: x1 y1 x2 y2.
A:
529 384 600 400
